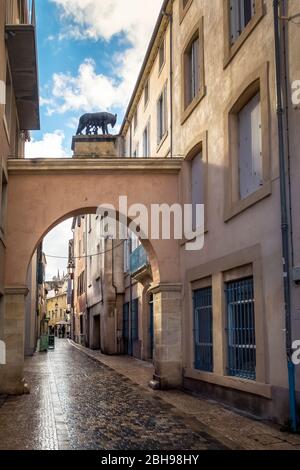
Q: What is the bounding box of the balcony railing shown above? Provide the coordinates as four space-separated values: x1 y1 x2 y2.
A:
130 245 149 275
5 0 40 130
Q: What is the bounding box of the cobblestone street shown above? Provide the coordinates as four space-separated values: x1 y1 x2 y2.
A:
0 340 229 450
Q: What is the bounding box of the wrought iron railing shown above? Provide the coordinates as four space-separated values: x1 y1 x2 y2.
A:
130 245 149 275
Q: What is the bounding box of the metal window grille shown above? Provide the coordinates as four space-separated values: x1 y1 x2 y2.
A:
226 277 256 380
131 299 139 341
193 287 213 372
123 303 129 340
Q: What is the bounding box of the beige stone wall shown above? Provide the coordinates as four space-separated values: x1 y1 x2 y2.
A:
24 251 37 356
123 16 171 158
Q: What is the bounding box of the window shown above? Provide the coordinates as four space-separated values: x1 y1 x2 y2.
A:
131 299 139 341
158 37 165 72
181 19 205 122
157 83 168 145
230 0 255 45
4 65 13 136
238 92 262 199
225 64 271 221
0 171 7 234
226 277 256 380
77 271 85 296
193 287 213 372
191 152 204 230
133 109 138 131
185 36 199 107
143 121 150 158
224 1 264 66
144 80 149 107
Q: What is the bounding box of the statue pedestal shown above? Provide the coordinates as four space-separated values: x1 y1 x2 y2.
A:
72 135 122 158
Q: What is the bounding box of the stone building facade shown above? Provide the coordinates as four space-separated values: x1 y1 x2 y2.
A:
0 0 39 391
119 0 300 423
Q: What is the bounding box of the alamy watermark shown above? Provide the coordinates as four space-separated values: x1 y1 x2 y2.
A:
292 80 300 106
96 196 205 251
0 340 5 365
292 340 300 366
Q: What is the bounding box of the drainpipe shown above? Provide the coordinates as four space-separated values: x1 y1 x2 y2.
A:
273 0 298 432
163 9 173 158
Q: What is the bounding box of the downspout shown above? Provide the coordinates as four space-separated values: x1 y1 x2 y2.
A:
273 0 298 432
111 240 119 353
163 9 173 158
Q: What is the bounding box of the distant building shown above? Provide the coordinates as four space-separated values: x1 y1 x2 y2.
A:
46 277 69 337
24 244 47 356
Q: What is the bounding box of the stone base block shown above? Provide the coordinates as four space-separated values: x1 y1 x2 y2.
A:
72 135 122 158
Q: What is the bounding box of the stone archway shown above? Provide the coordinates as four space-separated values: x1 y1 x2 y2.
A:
1 157 184 394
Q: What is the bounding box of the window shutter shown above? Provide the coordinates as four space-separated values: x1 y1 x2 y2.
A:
194 37 200 95
163 83 168 136
250 94 263 186
238 92 262 199
157 98 160 145
147 121 151 157
229 0 238 45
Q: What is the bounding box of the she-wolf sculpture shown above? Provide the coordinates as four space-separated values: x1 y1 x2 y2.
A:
76 112 117 136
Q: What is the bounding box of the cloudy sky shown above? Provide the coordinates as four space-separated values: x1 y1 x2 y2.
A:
29 0 163 279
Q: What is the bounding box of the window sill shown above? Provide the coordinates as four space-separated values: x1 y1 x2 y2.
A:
184 368 272 399
223 3 265 69
156 130 169 152
181 86 206 125
224 181 272 222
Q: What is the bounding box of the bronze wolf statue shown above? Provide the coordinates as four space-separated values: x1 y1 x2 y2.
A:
76 112 117 136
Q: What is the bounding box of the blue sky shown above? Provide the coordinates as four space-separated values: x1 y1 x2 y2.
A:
34 0 163 278
27 0 163 159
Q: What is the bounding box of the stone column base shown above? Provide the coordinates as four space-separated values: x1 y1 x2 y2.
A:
0 287 29 395
149 283 183 390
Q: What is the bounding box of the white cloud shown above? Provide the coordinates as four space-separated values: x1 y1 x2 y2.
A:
47 0 163 115
43 219 73 280
25 130 68 159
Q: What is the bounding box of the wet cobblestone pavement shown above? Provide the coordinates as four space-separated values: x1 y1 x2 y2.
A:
0 340 228 450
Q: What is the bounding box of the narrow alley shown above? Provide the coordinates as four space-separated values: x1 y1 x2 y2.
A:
0 340 227 451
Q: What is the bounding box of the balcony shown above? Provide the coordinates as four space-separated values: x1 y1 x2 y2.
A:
5 1 40 130
130 245 149 277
